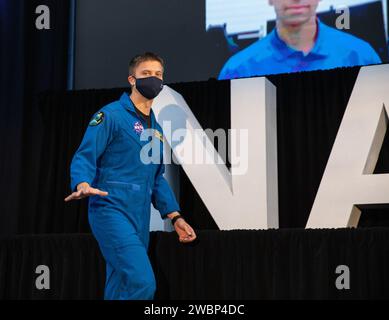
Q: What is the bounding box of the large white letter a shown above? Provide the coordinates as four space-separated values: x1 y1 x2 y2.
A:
307 64 389 228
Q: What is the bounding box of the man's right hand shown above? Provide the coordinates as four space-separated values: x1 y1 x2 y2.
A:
64 182 108 202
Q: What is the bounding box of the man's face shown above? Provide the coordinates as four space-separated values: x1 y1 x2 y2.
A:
128 60 164 87
269 0 320 26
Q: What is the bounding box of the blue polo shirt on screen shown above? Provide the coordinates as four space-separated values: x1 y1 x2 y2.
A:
218 19 382 79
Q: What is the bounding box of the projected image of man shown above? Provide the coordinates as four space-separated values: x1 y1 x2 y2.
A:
218 0 382 79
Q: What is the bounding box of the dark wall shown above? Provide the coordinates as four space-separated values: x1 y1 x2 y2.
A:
0 0 24 236
0 0 69 236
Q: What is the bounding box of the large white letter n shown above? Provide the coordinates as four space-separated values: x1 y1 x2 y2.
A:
152 78 278 230
307 64 389 228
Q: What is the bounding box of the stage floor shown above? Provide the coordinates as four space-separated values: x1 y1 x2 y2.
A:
1 228 388 299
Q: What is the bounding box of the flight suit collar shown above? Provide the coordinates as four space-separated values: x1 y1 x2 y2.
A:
120 92 135 112
120 92 157 129
119 92 162 148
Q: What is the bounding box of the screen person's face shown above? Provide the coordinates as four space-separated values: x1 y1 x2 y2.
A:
268 0 320 26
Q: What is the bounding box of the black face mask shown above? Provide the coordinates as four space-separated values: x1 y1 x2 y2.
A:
134 76 164 100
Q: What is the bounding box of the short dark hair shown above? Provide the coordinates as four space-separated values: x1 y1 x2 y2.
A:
128 52 165 75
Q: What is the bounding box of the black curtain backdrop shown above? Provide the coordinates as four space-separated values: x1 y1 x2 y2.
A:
1 228 389 299
0 0 70 236
16 65 389 234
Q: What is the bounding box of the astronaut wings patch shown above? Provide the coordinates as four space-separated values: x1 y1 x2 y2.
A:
154 130 164 142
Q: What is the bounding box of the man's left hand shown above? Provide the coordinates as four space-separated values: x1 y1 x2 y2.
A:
173 218 197 243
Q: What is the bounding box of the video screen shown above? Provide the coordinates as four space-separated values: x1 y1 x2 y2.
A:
74 0 389 88
206 0 389 79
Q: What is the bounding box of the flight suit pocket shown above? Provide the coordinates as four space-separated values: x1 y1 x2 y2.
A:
91 182 146 212
105 181 141 191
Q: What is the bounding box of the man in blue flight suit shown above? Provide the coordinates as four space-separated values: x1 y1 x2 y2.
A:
65 52 197 300
219 0 382 79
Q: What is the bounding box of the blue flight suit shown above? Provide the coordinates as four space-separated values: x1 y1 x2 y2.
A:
70 92 180 300
219 19 382 79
